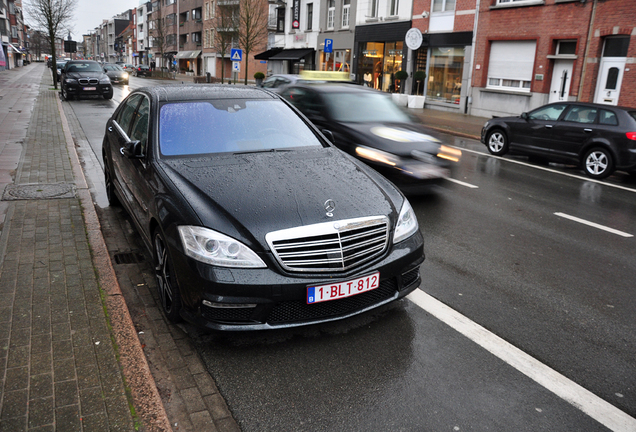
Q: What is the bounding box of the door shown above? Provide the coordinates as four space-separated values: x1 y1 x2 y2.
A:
549 105 598 162
594 59 625 105
549 60 573 103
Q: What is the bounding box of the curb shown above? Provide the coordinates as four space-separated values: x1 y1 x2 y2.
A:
55 93 172 431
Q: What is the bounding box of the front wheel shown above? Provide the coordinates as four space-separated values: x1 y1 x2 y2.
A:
583 147 614 179
103 88 113 100
61 86 73 101
154 229 183 323
486 130 509 156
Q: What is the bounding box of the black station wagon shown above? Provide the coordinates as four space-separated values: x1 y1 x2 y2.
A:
102 85 425 330
482 102 636 179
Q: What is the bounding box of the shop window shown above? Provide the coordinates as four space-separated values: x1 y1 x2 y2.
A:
358 42 384 89
342 0 350 27
487 40 536 93
327 0 335 29
426 47 464 104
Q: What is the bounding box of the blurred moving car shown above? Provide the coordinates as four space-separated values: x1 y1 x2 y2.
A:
258 74 302 93
481 102 636 179
280 82 461 194
133 64 152 77
102 85 424 330
103 64 129 85
60 60 113 100
121 63 135 73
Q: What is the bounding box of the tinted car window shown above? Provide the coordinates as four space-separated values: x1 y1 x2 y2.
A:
628 111 636 122
129 98 150 154
159 100 323 156
528 104 567 121
104 64 123 71
261 77 277 88
116 94 143 136
322 92 410 123
599 110 618 126
66 62 103 73
563 106 598 124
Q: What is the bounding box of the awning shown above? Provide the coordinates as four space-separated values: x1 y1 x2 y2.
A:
176 50 201 59
254 48 284 60
268 49 314 61
7 43 25 55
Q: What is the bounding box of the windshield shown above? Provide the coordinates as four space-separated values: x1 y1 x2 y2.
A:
66 62 103 73
104 65 123 71
159 100 324 156
322 91 411 123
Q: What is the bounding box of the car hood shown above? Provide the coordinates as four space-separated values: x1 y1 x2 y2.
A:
159 147 399 250
339 122 443 156
65 71 108 79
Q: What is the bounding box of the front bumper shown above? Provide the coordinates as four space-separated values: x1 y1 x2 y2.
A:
173 231 425 331
64 83 112 97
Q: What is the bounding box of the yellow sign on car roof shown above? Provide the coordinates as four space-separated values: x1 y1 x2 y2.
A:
300 71 350 81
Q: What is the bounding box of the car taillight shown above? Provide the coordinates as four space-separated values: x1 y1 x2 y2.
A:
627 132 636 141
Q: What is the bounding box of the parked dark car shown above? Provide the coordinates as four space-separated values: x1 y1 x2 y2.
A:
102 85 424 330
279 83 462 194
103 64 129 85
133 64 152 77
61 60 113 100
55 60 67 82
481 102 636 179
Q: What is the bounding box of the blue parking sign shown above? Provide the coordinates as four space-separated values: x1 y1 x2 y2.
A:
324 39 333 53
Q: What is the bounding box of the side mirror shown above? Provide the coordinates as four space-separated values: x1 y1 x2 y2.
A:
520 112 529 120
121 140 144 159
321 129 335 144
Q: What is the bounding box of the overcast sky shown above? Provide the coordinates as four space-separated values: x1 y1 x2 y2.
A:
71 0 138 39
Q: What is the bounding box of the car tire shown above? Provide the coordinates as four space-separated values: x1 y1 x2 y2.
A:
103 88 113 100
103 158 120 207
583 147 614 179
486 129 509 156
153 229 183 323
61 86 73 101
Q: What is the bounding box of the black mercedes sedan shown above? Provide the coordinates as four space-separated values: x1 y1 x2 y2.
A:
481 102 636 179
102 85 425 330
279 83 462 194
61 60 113 100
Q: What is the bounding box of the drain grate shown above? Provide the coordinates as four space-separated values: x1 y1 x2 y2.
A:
113 252 146 264
2 183 76 201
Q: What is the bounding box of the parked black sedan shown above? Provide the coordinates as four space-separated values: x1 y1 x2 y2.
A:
103 63 129 85
61 60 113 100
279 83 461 194
482 102 636 179
102 85 425 330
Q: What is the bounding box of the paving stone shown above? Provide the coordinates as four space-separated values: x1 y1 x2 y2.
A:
29 373 53 398
54 405 81 432
54 380 79 407
27 397 54 429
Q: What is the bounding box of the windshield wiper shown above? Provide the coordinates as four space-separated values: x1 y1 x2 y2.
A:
233 148 292 155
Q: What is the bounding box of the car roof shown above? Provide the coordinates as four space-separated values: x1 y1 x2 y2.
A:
545 101 635 112
136 85 281 102
286 82 372 94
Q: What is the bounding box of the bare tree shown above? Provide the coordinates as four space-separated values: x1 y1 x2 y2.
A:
24 0 77 88
150 11 167 77
213 2 239 84
238 0 268 85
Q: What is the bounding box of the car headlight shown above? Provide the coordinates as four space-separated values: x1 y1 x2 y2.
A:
100 77 111 84
355 146 401 167
178 226 266 268
393 199 419 244
123 72 129 78
64 78 77 84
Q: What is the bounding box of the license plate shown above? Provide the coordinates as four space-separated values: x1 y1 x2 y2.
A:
307 272 380 304
83 87 96 91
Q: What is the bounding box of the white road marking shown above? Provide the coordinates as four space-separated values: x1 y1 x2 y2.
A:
554 212 633 238
446 177 479 188
458 147 636 193
408 290 636 432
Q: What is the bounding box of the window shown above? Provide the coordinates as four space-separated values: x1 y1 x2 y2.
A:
528 104 566 121
166 13 176 26
193 8 202 20
496 0 539 5
432 0 455 12
389 0 399 16
276 7 285 32
426 47 463 103
342 0 350 27
556 40 576 55
327 0 335 29
603 36 630 57
370 0 378 18
192 32 201 44
165 0 175 5
306 3 313 30
129 98 150 155
563 106 597 124
116 95 143 136
487 40 536 92
599 110 618 126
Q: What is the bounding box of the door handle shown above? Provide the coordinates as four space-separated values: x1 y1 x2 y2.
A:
545 125 553 128
108 126 113 132
120 147 125 155
584 129 592 133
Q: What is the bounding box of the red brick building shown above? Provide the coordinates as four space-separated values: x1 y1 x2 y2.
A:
469 0 636 118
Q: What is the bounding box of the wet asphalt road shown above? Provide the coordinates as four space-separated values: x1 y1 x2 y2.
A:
67 80 636 431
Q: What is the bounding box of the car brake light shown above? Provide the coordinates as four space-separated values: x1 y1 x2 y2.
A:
627 132 636 140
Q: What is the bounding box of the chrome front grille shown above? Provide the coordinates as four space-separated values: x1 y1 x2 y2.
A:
266 216 389 272
78 78 99 85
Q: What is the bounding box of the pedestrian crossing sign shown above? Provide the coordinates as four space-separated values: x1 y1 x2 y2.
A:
231 48 243 62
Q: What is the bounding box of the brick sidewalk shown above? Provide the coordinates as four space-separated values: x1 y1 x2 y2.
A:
0 65 166 431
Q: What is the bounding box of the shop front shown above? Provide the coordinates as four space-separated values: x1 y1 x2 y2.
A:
354 21 411 93
317 33 354 76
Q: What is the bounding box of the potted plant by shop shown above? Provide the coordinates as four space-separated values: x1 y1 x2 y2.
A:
395 70 409 94
254 71 265 87
390 70 409 106
408 70 426 109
